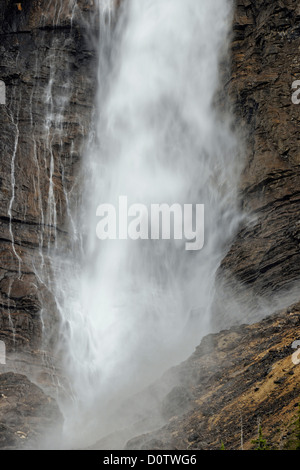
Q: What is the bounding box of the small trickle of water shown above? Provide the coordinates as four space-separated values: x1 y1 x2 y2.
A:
7 97 22 278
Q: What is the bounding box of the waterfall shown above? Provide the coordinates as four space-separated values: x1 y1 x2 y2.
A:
51 0 242 448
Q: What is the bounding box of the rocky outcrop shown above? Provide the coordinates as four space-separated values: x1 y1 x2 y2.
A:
0 372 62 449
125 302 300 450
0 0 299 451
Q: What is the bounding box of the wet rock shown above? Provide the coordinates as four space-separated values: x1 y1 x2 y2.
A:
214 0 300 325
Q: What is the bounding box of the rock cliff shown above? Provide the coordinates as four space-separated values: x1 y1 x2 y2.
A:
0 0 99 444
0 0 299 450
0 0 98 384
214 0 300 326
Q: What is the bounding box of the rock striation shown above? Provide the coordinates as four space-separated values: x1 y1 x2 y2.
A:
215 0 300 323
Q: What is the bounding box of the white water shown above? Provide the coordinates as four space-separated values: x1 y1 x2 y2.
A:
50 0 242 448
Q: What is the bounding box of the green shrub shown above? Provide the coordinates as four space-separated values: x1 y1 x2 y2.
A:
251 425 269 450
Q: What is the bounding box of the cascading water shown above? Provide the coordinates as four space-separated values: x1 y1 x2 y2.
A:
50 0 243 448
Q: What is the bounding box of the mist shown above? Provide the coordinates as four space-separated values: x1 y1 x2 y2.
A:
48 0 243 448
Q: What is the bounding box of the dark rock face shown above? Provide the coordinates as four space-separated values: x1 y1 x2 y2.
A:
125 303 300 450
217 0 300 316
